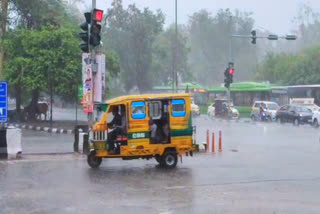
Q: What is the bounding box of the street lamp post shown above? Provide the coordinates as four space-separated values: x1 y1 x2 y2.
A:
172 0 178 93
175 0 178 92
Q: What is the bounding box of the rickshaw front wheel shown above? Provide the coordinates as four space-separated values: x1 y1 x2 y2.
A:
161 151 177 169
155 155 161 164
87 151 102 168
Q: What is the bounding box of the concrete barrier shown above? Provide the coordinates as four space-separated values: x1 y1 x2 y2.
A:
0 128 22 159
74 125 89 154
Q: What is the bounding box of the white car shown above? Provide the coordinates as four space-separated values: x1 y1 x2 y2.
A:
250 101 279 121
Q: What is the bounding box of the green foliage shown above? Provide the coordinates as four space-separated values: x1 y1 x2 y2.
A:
105 51 120 78
3 27 81 100
10 0 72 29
103 0 165 92
235 106 251 118
188 9 257 86
152 25 191 86
256 46 320 85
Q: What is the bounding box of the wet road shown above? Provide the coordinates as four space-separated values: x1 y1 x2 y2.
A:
52 107 87 121
21 129 73 154
1 116 320 213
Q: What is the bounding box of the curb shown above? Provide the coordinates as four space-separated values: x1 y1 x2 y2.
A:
6 123 75 135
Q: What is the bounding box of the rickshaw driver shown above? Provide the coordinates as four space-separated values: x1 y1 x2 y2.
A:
107 106 125 152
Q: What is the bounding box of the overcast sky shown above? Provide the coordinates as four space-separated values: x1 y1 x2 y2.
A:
91 0 320 34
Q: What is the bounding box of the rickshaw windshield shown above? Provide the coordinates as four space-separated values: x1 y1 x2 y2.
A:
95 104 109 122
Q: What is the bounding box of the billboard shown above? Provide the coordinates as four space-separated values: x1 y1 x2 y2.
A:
81 53 106 114
93 54 106 103
82 53 93 113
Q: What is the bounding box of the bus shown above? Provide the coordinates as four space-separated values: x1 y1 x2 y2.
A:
287 85 320 106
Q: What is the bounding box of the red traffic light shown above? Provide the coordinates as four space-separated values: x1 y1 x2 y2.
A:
229 68 234 75
93 9 103 22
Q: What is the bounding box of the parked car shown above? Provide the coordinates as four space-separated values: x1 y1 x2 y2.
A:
250 101 279 121
275 104 313 125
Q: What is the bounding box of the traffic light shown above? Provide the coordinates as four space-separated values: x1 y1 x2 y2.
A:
268 34 278 40
90 9 103 47
228 62 234 84
92 9 104 22
224 62 234 88
79 12 91 53
224 68 230 88
285 35 297 40
251 30 256 44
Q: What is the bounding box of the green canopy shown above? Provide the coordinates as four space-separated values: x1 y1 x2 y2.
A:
208 82 271 92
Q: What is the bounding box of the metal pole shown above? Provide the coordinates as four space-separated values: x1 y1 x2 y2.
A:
50 79 53 130
227 16 232 113
88 0 96 126
75 86 78 126
175 0 178 92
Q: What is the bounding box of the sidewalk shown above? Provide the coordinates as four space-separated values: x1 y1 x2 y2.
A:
5 120 88 134
6 107 90 134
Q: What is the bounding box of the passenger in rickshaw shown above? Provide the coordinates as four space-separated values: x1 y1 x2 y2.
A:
149 119 158 142
107 105 126 153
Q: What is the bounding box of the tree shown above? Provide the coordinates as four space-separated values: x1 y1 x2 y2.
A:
3 27 81 120
256 46 320 85
10 0 69 29
188 9 257 86
0 0 9 79
152 25 191 86
103 0 164 92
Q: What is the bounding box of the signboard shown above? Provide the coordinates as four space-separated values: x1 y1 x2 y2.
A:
0 82 8 122
81 53 106 114
290 98 320 112
93 54 106 103
83 64 93 113
290 98 314 105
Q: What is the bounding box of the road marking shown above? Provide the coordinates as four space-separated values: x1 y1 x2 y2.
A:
165 186 186 190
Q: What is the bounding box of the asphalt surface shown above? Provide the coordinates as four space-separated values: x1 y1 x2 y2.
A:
21 129 74 154
1 116 320 213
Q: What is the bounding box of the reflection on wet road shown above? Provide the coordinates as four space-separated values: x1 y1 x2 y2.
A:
1 116 320 213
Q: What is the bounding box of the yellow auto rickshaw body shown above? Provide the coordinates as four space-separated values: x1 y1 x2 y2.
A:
89 93 195 161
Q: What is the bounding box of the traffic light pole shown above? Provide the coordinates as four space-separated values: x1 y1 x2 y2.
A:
228 36 232 115
88 0 96 126
227 16 232 115
225 31 296 119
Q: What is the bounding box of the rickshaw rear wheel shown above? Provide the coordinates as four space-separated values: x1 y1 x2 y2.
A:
161 151 177 169
87 151 102 168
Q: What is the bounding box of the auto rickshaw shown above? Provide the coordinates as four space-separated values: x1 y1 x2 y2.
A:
207 98 240 119
87 93 195 169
